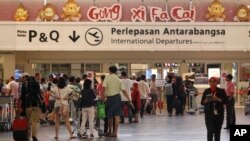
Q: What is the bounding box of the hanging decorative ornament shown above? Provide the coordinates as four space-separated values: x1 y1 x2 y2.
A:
14 1 28 21
61 0 81 21
131 0 146 22
233 5 250 22
206 0 226 22
87 1 122 22
36 3 59 21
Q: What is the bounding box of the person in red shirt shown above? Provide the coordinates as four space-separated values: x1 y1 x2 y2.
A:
131 82 141 123
97 75 105 100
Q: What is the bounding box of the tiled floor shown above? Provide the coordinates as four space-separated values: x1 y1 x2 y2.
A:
1 107 249 141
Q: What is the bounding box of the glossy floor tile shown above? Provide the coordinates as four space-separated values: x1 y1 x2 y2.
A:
1 107 249 141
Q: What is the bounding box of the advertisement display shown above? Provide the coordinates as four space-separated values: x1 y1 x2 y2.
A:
208 68 220 79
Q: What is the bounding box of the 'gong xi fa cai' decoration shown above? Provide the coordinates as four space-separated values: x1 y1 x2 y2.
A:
36 3 59 21
233 5 250 22
86 4 196 22
87 3 122 22
14 2 28 21
206 0 226 22
61 0 81 22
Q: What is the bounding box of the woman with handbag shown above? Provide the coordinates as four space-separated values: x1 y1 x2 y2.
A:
50 77 76 140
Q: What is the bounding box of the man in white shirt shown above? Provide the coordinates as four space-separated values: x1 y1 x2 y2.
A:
138 75 150 118
120 72 133 123
149 74 161 115
7 76 19 116
8 76 19 99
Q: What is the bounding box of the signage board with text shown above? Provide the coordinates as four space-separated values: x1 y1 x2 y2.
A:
0 22 250 51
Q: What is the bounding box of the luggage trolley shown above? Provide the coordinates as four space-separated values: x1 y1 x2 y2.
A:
0 96 14 132
244 95 250 115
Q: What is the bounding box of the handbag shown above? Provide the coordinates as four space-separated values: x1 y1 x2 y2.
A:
97 101 106 119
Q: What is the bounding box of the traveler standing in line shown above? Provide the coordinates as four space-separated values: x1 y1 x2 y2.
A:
80 73 87 90
75 77 82 91
0 79 4 94
149 74 161 115
138 75 150 118
172 76 186 116
51 77 76 140
247 82 250 96
20 74 29 116
183 75 192 111
7 76 19 115
97 75 115 134
201 77 227 141
102 66 131 137
79 79 96 138
67 76 81 117
224 74 236 129
164 75 174 116
131 82 141 123
97 75 109 132
40 77 48 124
20 76 42 141
47 74 57 125
120 71 133 124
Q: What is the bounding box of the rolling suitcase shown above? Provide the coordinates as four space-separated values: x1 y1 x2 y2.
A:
13 101 29 141
12 116 29 141
187 90 196 114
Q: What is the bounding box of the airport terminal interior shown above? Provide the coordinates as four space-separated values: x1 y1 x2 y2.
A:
1 0 250 141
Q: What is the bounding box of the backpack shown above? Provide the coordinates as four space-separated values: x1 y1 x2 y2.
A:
26 76 41 107
164 83 173 95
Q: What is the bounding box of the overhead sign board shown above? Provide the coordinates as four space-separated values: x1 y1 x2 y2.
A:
0 22 250 51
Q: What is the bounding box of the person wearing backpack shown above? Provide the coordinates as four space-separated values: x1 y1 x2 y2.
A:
164 75 174 116
20 76 42 141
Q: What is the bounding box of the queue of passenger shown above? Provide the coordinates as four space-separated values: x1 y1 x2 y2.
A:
0 66 236 141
